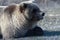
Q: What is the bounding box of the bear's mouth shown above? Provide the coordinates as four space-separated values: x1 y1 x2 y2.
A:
31 12 45 21
31 17 43 21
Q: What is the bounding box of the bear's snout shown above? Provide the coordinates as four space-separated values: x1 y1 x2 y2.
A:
42 12 45 16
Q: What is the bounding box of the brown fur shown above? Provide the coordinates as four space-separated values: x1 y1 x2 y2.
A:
4 5 16 14
0 2 45 40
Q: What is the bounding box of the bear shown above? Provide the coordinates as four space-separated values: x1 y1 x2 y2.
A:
0 1 45 40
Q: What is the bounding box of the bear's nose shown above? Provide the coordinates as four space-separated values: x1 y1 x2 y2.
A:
42 12 45 16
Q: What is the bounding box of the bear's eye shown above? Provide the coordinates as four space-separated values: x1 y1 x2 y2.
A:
32 9 37 14
32 9 37 13
32 8 40 14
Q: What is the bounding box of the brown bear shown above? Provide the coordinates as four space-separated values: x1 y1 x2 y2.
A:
0 1 45 40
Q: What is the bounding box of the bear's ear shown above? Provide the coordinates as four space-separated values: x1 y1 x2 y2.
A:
4 5 16 13
19 3 27 13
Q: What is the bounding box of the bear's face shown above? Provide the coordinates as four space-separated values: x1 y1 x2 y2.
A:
19 3 45 22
